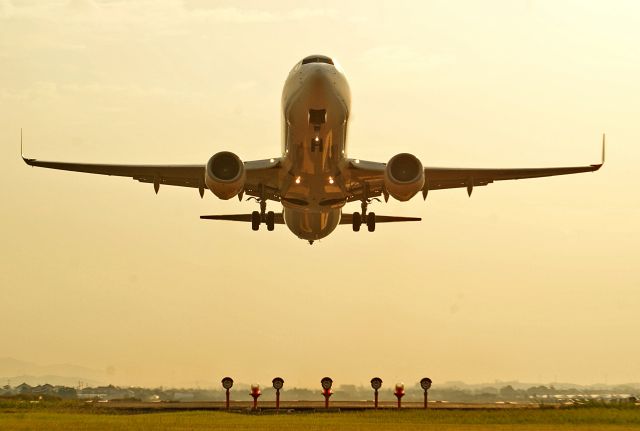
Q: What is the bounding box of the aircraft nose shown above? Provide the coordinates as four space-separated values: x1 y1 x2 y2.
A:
307 66 332 88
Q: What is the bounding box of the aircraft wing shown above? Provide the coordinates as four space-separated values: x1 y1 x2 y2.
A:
22 157 205 187
345 136 605 200
22 151 282 199
422 163 603 194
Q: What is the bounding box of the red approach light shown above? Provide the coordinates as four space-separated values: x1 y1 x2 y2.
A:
250 384 261 410
320 377 333 409
394 382 405 409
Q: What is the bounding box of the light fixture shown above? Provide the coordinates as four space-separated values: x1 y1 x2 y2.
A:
328 176 334 184
272 377 284 411
295 176 301 184
370 377 383 410
320 377 333 409
420 377 432 409
250 384 261 410
272 377 284 391
394 382 405 409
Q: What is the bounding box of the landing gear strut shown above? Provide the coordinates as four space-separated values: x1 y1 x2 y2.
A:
248 188 275 231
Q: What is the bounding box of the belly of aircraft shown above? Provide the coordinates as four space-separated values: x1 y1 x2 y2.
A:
282 76 347 210
283 208 341 241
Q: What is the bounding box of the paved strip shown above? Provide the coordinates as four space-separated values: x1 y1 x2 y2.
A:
92 400 546 412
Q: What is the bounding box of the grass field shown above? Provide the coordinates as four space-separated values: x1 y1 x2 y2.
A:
1 401 640 430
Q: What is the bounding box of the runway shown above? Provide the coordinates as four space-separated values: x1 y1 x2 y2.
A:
91 400 546 412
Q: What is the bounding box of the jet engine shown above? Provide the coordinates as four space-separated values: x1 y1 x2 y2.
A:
383 153 425 201
205 151 246 199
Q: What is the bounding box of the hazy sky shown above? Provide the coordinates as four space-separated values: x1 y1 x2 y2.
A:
1 0 639 389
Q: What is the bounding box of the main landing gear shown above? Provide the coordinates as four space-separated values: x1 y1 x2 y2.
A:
249 197 275 231
352 198 378 233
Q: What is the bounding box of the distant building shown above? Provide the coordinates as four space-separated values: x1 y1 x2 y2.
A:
16 383 32 394
54 386 78 399
32 384 55 395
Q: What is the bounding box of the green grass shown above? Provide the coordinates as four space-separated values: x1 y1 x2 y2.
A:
1 403 640 430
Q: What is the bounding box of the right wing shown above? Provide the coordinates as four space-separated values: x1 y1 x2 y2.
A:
344 136 605 200
423 163 603 195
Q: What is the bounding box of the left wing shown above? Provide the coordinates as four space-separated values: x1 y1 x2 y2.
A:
22 156 206 190
344 136 605 200
22 145 281 199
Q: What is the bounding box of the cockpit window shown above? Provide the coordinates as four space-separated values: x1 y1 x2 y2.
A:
301 55 334 66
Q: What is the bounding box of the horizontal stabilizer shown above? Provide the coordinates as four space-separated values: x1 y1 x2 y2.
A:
339 214 421 224
200 213 285 224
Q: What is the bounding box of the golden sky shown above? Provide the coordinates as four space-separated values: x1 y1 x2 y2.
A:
1 0 639 388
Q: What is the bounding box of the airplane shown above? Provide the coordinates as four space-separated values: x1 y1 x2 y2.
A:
22 54 604 244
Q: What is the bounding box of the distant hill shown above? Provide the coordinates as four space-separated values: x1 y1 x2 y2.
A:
0 357 107 387
0 374 104 387
1 358 638 391
439 380 640 391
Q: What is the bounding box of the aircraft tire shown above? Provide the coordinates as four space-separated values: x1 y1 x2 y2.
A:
266 211 275 231
367 212 376 232
251 211 261 231
352 212 361 232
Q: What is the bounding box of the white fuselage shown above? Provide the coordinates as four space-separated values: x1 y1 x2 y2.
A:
279 59 352 241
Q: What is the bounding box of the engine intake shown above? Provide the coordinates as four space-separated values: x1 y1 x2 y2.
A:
205 151 245 199
384 153 425 201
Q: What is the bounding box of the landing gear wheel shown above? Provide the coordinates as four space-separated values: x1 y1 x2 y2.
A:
352 212 361 232
251 211 261 231
367 212 376 232
266 211 275 231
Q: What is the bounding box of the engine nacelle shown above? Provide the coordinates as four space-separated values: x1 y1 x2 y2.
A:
384 153 425 201
205 151 246 200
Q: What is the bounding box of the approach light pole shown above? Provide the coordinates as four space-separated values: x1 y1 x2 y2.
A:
394 382 405 409
272 377 284 412
370 377 382 410
420 377 432 409
221 377 234 410
250 384 261 410
320 377 333 409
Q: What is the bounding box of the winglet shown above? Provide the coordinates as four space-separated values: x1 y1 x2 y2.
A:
590 133 605 169
20 128 35 165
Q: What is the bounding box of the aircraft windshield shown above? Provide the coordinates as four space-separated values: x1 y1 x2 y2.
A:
301 55 334 65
